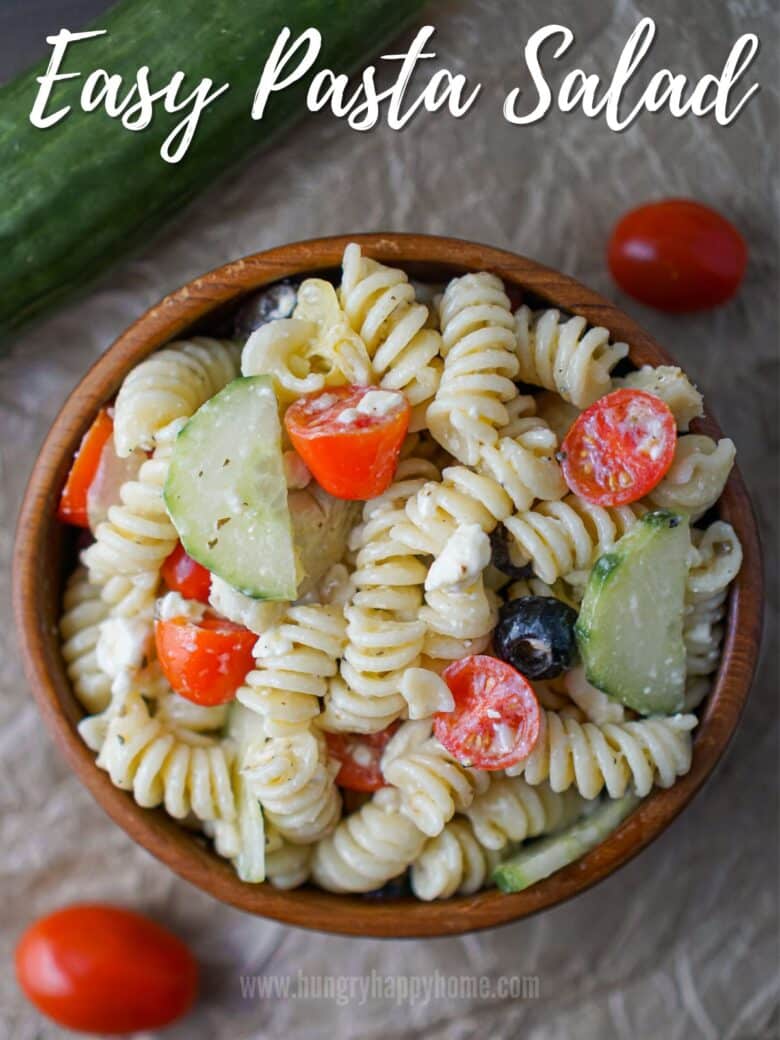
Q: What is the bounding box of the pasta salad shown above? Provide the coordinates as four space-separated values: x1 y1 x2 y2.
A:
57 244 743 899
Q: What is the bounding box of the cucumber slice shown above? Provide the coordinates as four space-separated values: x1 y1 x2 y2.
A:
226 703 266 883
575 510 690 715
165 376 296 600
493 794 640 893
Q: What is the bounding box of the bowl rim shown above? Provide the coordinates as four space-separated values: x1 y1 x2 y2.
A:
12 233 764 938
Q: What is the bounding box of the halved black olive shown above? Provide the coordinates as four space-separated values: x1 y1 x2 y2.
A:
233 280 298 339
494 596 578 680
490 525 532 580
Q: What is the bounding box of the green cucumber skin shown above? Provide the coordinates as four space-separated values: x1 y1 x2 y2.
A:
0 0 424 338
575 511 689 715
493 794 641 893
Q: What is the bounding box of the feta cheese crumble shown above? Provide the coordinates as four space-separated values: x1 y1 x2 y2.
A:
336 389 402 424
96 617 153 678
425 523 491 593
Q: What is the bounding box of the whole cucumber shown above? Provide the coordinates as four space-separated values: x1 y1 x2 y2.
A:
0 0 424 340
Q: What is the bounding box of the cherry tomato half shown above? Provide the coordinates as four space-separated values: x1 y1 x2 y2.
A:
161 543 212 604
608 199 747 312
284 385 410 500
325 723 400 791
434 655 541 771
15 904 197 1034
155 617 256 706
559 388 676 506
58 409 114 527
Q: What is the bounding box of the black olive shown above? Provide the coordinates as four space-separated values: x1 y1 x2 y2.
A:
233 280 298 339
490 525 532 580
362 872 411 900
494 596 578 679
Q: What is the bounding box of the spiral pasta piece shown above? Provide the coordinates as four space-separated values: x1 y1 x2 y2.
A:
614 365 703 431
59 567 112 714
96 693 236 821
321 458 440 733
81 420 182 584
514 306 628 408
505 709 697 799
381 721 490 837
292 277 375 386
241 729 341 843
265 826 313 889
687 521 743 598
465 776 587 850
562 666 627 725
113 338 240 456
426 272 519 465
237 605 347 736
340 244 443 427
411 818 501 900
311 787 426 893
648 436 735 519
503 493 644 586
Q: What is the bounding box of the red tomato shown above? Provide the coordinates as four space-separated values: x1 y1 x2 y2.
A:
284 385 410 500
58 409 114 527
560 388 676 506
15 904 197 1034
434 655 541 771
608 199 747 312
325 723 400 791
161 543 212 603
155 617 255 705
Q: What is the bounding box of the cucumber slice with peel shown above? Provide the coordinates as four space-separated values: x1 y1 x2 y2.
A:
575 510 690 715
493 793 641 893
164 376 296 600
226 703 267 884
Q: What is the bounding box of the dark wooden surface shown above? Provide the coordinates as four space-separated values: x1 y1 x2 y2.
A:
12 234 764 937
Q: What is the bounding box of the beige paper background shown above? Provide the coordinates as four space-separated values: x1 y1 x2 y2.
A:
1 1 777 1036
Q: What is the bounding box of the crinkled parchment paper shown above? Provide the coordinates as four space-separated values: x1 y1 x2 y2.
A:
0 1 777 1036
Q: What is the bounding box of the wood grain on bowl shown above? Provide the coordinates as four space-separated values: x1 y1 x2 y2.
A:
12 235 764 937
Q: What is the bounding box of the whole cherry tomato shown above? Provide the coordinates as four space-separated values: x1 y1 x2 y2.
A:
15 904 197 1034
434 655 541 771
284 385 410 500
155 617 256 705
608 198 747 312
161 542 212 603
325 723 400 791
58 409 114 527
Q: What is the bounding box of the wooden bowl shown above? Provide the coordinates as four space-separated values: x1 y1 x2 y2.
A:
13 234 763 937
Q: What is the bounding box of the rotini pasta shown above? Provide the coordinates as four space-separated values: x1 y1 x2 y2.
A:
503 493 644 586
59 567 112 714
96 693 236 821
464 776 586 850
113 338 240 457
614 365 703 431
562 666 627 724
311 787 426 893
514 306 628 408
381 721 490 837
237 605 347 736
687 521 743 598
81 420 182 584
505 709 697 799
410 818 501 900
647 435 736 519
340 244 443 428
241 728 341 843
321 457 439 733
426 272 519 465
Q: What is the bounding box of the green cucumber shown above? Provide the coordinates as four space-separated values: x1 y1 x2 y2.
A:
493 794 641 893
0 0 424 338
226 703 266 883
165 376 297 600
575 510 690 716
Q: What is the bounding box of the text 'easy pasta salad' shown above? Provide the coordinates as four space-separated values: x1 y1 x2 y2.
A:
58 245 742 899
